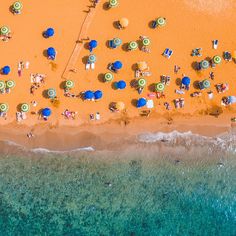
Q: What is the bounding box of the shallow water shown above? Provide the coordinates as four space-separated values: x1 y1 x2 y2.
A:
0 145 235 235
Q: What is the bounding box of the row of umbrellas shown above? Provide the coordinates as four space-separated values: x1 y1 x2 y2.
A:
200 56 222 69
84 90 103 100
0 80 15 89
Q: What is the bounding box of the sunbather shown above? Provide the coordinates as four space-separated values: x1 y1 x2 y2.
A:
191 92 202 97
216 83 229 93
179 98 185 108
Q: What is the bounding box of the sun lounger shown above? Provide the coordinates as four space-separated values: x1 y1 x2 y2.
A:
91 63 95 70
174 99 180 109
135 70 141 78
141 71 152 77
147 93 156 98
21 112 27 120
85 63 90 70
163 48 173 59
16 112 22 122
213 40 218 49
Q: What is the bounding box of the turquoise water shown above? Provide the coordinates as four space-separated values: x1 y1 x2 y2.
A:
0 150 235 235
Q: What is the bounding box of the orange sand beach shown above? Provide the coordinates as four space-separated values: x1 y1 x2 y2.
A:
0 0 236 150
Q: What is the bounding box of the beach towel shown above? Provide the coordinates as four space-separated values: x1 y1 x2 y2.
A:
146 100 154 109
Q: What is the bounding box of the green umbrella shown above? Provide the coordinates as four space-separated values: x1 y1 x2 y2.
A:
65 80 74 89
0 26 10 35
109 0 118 7
104 72 113 82
202 79 210 89
142 38 150 46
213 55 221 64
138 78 146 87
0 103 8 112
156 82 165 92
6 80 15 89
0 80 6 90
88 54 96 63
21 103 30 112
200 60 209 69
113 37 122 46
156 17 166 27
128 41 138 50
47 88 56 98
13 1 23 10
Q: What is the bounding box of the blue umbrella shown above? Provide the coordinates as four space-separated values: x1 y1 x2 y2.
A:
84 90 94 100
113 61 123 70
116 80 126 89
2 66 10 75
182 76 191 86
94 90 103 100
137 98 147 108
42 108 51 117
45 28 54 37
47 47 56 57
89 40 97 52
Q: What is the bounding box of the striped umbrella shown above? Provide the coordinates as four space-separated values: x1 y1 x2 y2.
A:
0 103 8 112
21 103 30 112
47 88 56 98
200 60 209 69
119 18 129 28
6 80 15 89
13 1 23 10
65 80 74 89
0 81 6 90
138 78 146 87
104 72 113 82
203 80 210 89
128 41 138 50
109 0 118 7
88 54 96 63
115 101 125 111
0 26 10 35
156 17 166 27
113 38 122 47
156 82 165 92
142 38 150 46
213 55 221 64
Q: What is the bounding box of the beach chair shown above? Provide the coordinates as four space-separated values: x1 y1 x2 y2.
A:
141 71 152 77
163 48 173 59
213 40 218 49
85 63 90 70
91 63 95 70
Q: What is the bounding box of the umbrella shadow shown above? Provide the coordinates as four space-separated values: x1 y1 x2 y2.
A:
175 78 182 86
121 43 129 52
131 99 137 107
42 89 49 99
113 21 120 29
16 104 22 112
60 81 66 89
111 82 118 90
84 42 90 50
191 61 199 70
193 80 200 89
148 20 155 29
97 73 105 83
103 2 110 10
148 83 156 92
131 63 137 72
130 79 137 88
43 50 48 58
82 56 89 65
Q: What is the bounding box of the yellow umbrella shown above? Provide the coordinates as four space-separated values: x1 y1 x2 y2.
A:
232 50 236 60
137 61 148 71
119 18 129 28
115 102 125 111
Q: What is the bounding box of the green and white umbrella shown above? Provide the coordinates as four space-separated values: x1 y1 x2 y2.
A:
0 103 8 112
213 55 221 64
6 80 15 89
47 88 56 98
113 37 122 46
104 72 113 82
88 54 96 63
142 38 150 46
109 0 118 7
156 17 166 27
156 82 165 92
128 41 138 50
0 26 10 35
202 79 210 89
65 80 74 89
200 60 209 69
13 1 23 10
138 78 146 87
21 103 30 112
0 80 6 90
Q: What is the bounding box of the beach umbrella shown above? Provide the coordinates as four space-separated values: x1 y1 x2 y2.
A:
128 41 138 50
113 38 122 47
0 103 8 112
181 76 191 86
232 51 236 60
202 79 210 89
2 66 10 75
47 47 56 57
109 0 118 7
21 103 30 112
156 82 165 92
94 90 103 100
116 80 126 89
113 61 122 70
142 38 150 46
156 17 166 27
0 81 6 90
45 28 54 37
104 72 113 82
47 88 56 98
89 40 97 51
200 60 209 69
0 26 10 35
137 61 148 71
115 101 125 111
137 98 147 108
138 78 146 87
65 80 74 89
119 18 129 28
6 80 15 88
84 90 94 100
88 54 96 63
42 108 51 117
213 55 222 64
13 1 23 11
